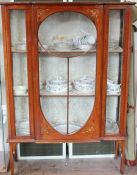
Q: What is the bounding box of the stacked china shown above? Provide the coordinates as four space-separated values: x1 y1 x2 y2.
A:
46 76 72 93
13 86 27 95
74 75 95 93
107 79 121 94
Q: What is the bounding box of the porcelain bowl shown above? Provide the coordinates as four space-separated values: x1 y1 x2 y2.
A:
46 84 72 93
74 76 95 92
13 86 27 94
46 77 72 93
78 44 91 51
14 86 27 91
107 80 121 92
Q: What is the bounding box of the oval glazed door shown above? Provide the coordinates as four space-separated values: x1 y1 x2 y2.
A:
33 5 103 141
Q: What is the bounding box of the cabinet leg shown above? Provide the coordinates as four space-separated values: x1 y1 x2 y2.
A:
120 141 125 175
13 143 18 161
115 141 119 159
10 144 15 175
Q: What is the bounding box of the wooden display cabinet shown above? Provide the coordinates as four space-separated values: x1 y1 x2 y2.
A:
0 2 134 175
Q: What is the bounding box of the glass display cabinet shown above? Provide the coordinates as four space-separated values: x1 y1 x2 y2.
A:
0 1 134 175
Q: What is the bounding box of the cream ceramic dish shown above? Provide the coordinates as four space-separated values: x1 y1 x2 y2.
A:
13 86 27 91
13 86 28 95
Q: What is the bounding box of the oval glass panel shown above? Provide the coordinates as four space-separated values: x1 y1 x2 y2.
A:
38 12 97 135
38 12 97 58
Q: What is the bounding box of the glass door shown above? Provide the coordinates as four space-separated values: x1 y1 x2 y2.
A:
10 10 30 136
5 7 34 138
103 7 132 136
35 5 103 140
38 11 97 135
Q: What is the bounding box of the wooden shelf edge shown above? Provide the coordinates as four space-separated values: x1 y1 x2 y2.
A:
7 136 125 143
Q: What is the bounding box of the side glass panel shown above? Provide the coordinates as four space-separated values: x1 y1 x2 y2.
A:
10 10 30 136
14 97 30 136
106 10 124 135
38 12 97 135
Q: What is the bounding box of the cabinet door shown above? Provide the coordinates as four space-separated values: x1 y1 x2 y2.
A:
33 5 103 141
102 6 132 137
2 6 34 139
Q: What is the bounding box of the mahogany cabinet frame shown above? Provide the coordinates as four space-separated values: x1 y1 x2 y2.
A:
32 4 103 142
1 2 134 175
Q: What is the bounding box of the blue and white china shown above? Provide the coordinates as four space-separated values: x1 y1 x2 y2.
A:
107 79 121 93
46 76 72 93
74 75 95 92
109 40 119 49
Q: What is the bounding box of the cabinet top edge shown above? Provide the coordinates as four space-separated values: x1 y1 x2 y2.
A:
0 2 135 5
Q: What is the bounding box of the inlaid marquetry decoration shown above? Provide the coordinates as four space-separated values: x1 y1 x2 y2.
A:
82 123 96 135
1 2 133 174
86 9 100 22
40 123 51 135
37 9 51 22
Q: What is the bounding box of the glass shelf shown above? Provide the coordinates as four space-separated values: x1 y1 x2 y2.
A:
11 45 123 53
13 90 121 97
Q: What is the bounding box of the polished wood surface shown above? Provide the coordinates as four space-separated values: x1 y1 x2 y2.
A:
1 3 133 175
0 2 135 5
32 4 103 142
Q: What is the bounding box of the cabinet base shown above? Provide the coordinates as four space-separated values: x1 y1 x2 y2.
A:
9 140 126 175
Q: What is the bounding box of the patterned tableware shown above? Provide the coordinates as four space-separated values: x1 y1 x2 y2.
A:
107 79 121 93
46 76 72 93
74 75 95 93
